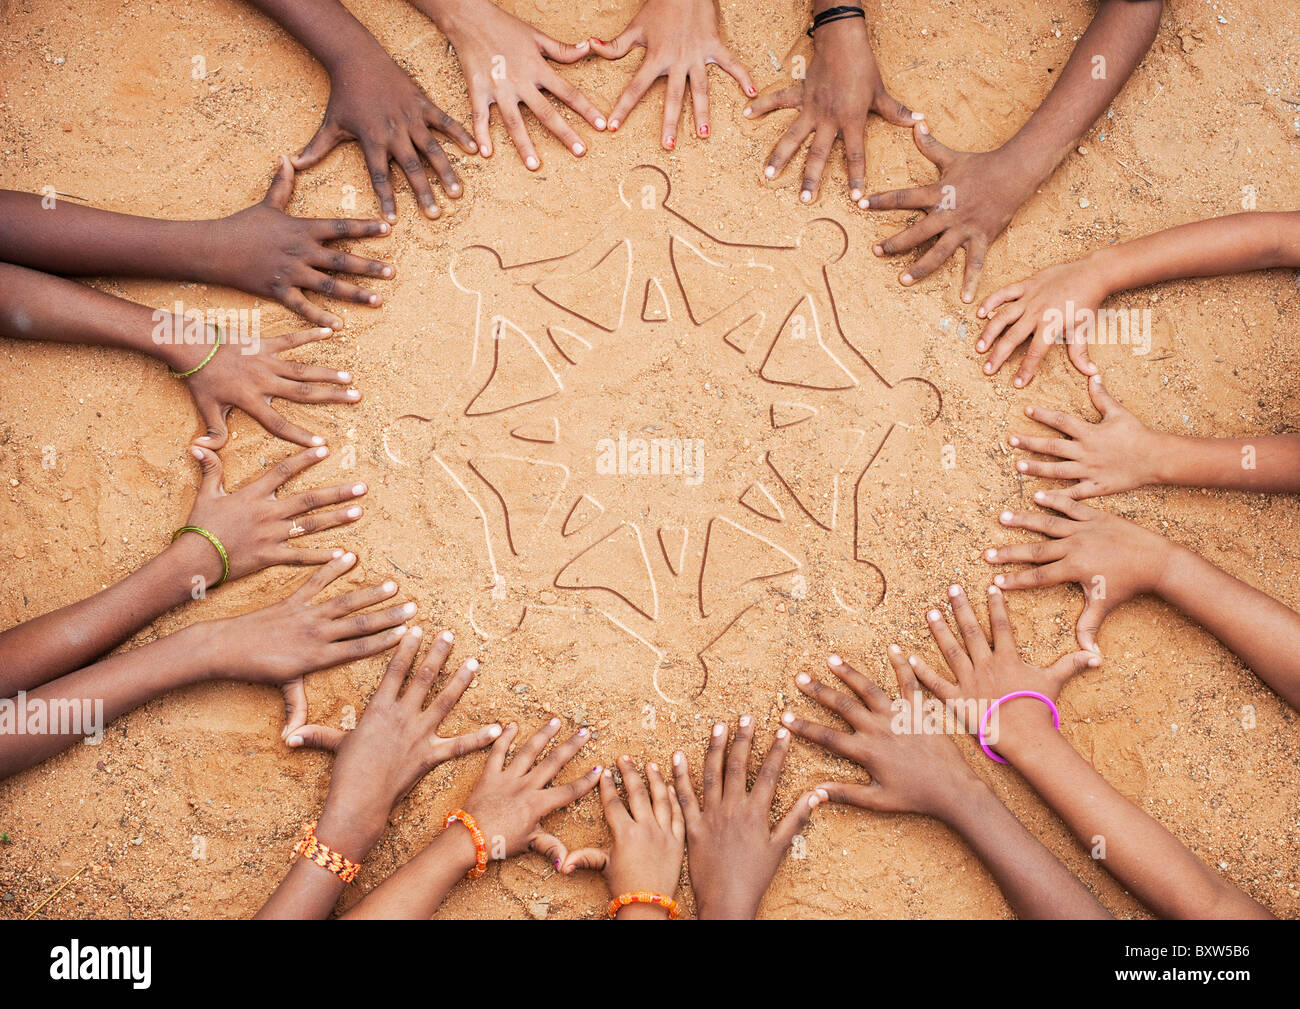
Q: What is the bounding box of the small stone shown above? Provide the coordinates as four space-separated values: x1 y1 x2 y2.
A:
1079 198 1090 209
526 900 550 919
538 590 558 605
512 683 531 695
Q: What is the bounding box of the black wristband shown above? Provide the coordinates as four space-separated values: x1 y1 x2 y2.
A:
806 4 865 38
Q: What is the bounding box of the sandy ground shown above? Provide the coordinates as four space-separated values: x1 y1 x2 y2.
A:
1 0 1298 919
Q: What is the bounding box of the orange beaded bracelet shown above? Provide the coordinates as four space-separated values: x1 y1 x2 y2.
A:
607 891 680 919
444 808 488 878
293 821 361 883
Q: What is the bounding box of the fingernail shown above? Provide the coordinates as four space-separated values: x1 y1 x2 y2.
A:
1088 655 1101 667
410 626 423 638
465 658 479 671
1018 460 1029 472
1008 436 1020 447
888 644 901 656
402 602 417 615
346 389 361 401
742 107 752 118
999 511 1013 524
439 630 454 643
988 584 1001 595
712 722 725 737
664 136 675 149
796 673 810 685
986 549 998 561
984 362 994 374
550 717 561 728
314 446 328 458
489 724 502 738
815 787 829 800
764 165 775 179
608 119 619 132
342 552 356 564
647 762 658 772
857 198 869 210
776 727 789 739
311 435 325 446
594 117 606 130
699 124 709 138
526 156 539 170
578 728 589 737
800 190 811 203
352 483 366 495
809 794 820 808
851 188 862 201
1026 406 1036 416
673 751 683 765
912 111 925 120
781 711 794 725
908 655 919 666
900 273 913 285
346 506 362 518
1014 377 1024 388
379 223 391 234
382 581 397 593
994 575 1006 587
948 584 961 597
573 142 585 156
918 121 929 135
1034 490 1047 502
331 549 343 559
927 609 941 622
287 735 303 747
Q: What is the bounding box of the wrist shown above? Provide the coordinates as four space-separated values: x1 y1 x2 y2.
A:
314 798 388 863
1144 429 1189 486
1078 248 1125 301
419 0 480 38
1151 539 1198 602
437 818 482 875
991 713 1068 767
164 529 226 593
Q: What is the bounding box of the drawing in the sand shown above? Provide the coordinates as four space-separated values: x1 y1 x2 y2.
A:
398 166 942 703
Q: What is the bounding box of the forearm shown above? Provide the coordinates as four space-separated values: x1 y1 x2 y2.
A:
1085 212 1300 298
0 263 217 373
0 623 219 779
0 538 223 697
407 0 480 39
1150 431 1300 494
244 0 391 76
1002 729 1271 919
1155 546 1300 710
257 796 390 920
0 192 215 283
341 828 478 919
1000 0 1160 188
942 781 1110 919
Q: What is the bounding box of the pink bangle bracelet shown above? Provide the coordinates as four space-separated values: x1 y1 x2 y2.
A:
978 690 1060 764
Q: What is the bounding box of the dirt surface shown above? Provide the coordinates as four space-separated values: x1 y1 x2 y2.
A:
1 0 1298 919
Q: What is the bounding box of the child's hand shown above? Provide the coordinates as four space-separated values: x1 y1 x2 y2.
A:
182 326 359 449
291 49 475 222
672 718 821 919
593 0 755 145
203 552 414 734
975 259 1107 385
781 651 983 821
746 16 916 203
182 445 365 583
435 0 605 168
290 626 501 849
1011 377 1167 499
560 756 685 917
865 124 1037 304
906 584 1098 759
205 158 393 330
987 489 1181 653
462 718 602 865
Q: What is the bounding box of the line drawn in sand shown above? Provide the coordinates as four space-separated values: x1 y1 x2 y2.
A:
398 165 941 704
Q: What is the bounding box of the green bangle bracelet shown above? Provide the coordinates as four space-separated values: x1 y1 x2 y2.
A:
170 324 223 379
172 525 230 587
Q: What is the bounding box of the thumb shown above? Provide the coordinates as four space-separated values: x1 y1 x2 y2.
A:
530 832 568 870
589 29 641 60
291 122 344 171
280 678 308 740
559 846 609 875
912 120 956 171
263 154 296 210
193 398 230 451
1049 648 1102 691
874 89 921 128
286 723 346 751
537 33 590 64
1087 373 1122 416
189 444 224 498
1074 593 1112 658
